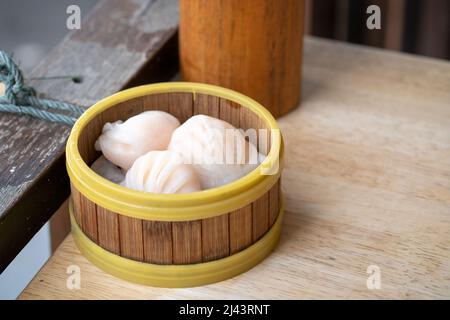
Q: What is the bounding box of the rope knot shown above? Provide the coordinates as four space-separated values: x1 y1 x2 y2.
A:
0 51 34 105
0 50 84 126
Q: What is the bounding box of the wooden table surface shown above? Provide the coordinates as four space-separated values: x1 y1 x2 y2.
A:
20 38 450 299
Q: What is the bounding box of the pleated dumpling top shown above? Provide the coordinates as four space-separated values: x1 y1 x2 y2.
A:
168 114 262 189
94 111 180 170
122 150 201 194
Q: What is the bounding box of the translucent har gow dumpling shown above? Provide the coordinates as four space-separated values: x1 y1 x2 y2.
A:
122 150 201 194
94 111 180 170
168 115 262 189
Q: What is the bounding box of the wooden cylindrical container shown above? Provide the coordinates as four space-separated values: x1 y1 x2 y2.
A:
66 82 284 287
179 0 305 118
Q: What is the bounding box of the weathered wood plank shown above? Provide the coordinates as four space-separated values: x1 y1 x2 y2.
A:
0 0 179 272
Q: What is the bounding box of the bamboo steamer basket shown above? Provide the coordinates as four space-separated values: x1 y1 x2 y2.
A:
66 82 284 287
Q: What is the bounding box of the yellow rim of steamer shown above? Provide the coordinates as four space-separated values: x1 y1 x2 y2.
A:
70 197 284 288
66 82 283 221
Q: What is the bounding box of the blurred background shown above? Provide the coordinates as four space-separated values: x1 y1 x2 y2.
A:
0 0 97 73
305 0 449 60
0 0 448 299
0 0 449 75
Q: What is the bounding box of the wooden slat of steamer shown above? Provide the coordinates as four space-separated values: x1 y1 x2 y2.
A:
240 102 272 242
193 93 220 118
229 204 253 254
77 119 101 165
143 221 172 264
219 98 240 128
223 103 258 254
143 93 170 113
0 0 179 272
269 180 280 227
79 194 98 242
202 215 229 261
166 92 199 264
239 104 264 164
142 93 177 264
194 93 232 261
172 221 202 264
96 207 120 255
70 183 82 227
118 216 144 261
238 105 256 131
258 117 271 156
252 192 270 242
168 92 194 123
101 97 144 127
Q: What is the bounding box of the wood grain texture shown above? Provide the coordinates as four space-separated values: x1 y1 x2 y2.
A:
118 215 143 261
20 38 450 299
238 105 258 132
193 93 220 118
172 221 202 264
219 99 240 129
229 204 253 254
269 180 280 227
252 192 270 242
143 221 173 264
180 0 305 118
201 215 229 261
168 92 193 123
96 207 120 255
143 93 170 113
257 117 271 156
70 183 82 226
0 0 179 272
79 196 97 242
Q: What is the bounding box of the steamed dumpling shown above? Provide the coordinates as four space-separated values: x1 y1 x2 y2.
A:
94 111 180 170
168 115 261 189
122 150 201 194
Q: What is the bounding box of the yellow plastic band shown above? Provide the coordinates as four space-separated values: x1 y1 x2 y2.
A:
70 197 284 288
66 82 283 221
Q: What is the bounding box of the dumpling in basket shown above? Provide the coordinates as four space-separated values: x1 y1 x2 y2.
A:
168 114 263 189
122 150 201 194
95 111 180 170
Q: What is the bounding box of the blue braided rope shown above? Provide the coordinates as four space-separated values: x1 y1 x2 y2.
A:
0 51 84 126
